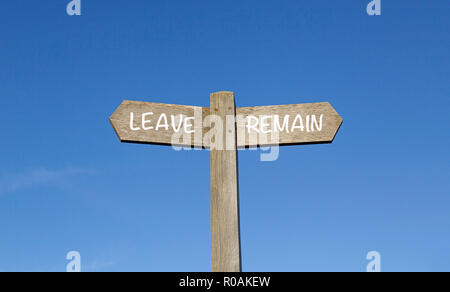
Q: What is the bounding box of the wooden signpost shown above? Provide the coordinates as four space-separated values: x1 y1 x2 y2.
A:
110 91 342 272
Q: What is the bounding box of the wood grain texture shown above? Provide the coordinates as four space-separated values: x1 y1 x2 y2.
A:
236 102 343 147
110 100 342 148
210 91 242 272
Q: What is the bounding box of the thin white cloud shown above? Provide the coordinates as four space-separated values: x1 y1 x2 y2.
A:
0 167 95 195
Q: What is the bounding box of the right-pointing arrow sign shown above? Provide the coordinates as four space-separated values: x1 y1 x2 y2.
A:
236 102 343 147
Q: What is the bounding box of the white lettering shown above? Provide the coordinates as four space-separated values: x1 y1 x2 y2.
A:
306 115 310 132
260 116 272 134
290 114 305 132
171 115 184 132
155 113 169 131
129 112 140 131
142 112 154 130
184 117 195 134
310 114 323 132
247 116 260 134
274 115 290 133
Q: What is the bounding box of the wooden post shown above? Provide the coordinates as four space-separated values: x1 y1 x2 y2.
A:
110 92 343 272
210 91 242 272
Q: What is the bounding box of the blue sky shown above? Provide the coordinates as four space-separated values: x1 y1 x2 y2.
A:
0 0 449 272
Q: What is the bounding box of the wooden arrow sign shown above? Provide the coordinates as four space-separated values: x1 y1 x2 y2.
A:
236 102 342 147
110 100 209 148
110 92 343 272
110 100 342 148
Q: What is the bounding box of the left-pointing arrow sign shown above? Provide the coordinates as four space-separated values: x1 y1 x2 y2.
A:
109 100 209 148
